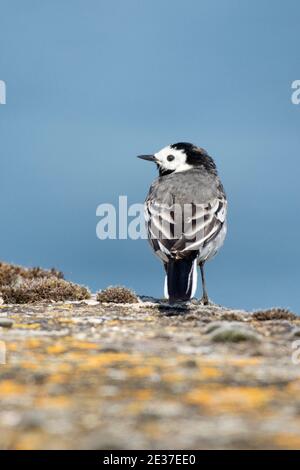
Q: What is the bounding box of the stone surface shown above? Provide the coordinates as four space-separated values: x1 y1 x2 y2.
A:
0 299 300 450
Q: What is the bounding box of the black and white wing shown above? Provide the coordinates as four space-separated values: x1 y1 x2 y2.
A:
145 193 227 263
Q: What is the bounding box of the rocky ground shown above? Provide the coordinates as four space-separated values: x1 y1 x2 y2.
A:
0 298 300 450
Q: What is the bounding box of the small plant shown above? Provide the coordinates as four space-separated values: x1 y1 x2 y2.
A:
0 262 63 287
0 261 90 304
1 277 90 304
252 308 297 321
97 286 139 304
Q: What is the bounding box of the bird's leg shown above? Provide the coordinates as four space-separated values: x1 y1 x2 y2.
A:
199 262 209 305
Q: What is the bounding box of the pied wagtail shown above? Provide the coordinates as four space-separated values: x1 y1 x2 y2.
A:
138 142 227 304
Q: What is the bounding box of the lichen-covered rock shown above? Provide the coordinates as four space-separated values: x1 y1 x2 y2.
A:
97 286 139 304
0 294 299 450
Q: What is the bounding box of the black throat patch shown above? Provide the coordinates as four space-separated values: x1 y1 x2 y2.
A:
157 164 175 177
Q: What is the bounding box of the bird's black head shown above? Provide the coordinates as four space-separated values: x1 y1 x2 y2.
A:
138 142 217 176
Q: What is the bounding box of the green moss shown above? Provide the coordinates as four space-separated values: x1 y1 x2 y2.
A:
204 322 223 334
209 324 261 343
97 286 139 304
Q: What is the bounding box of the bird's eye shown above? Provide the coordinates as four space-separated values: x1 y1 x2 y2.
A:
167 155 175 162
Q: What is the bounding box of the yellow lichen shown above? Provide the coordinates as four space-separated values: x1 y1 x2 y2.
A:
0 380 26 395
186 386 276 413
273 433 300 449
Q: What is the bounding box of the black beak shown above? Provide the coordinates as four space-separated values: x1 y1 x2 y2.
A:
137 154 156 162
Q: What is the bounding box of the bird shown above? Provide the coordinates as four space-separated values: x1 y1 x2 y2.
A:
137 142 227 304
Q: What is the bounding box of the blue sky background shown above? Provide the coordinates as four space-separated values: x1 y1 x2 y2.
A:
0 0 299 312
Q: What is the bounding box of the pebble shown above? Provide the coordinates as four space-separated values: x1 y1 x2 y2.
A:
0 318 13 328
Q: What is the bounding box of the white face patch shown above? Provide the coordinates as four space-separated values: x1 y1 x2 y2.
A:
154 145 192 173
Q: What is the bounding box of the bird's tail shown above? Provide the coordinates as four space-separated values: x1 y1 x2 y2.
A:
164 258 198 303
